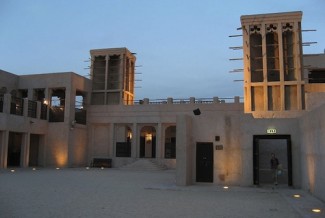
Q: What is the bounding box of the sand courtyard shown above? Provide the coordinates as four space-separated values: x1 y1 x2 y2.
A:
0 168 324 218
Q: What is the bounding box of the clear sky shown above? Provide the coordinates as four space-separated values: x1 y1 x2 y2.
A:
1 0 324 100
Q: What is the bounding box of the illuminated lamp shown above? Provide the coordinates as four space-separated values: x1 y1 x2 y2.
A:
145 133 152 144
312 209 321 213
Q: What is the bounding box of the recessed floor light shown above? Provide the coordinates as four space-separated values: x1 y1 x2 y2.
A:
293 194 300 198
223 186 229 189
10 169 15 173
56 168 60 170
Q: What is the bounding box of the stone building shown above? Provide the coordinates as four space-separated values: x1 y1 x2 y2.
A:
0 11 325 202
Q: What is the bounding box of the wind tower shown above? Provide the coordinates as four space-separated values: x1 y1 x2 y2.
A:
90 48 136 105
240 12 305 117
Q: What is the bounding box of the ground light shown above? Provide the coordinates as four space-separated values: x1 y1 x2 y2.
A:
223 186 229 189
32 168 36 171
86 167 89 170
293 194 301 198
101 167 104 170
312 209 321 213
10 169 15 173
56 167 60 170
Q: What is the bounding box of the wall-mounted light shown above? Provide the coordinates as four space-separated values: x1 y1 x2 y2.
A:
145 133 152 143
43 100 48 105
127 131 132 140
312 209 321 213
193 108 201 116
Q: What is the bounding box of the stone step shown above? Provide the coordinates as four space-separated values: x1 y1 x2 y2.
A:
119 159 167 171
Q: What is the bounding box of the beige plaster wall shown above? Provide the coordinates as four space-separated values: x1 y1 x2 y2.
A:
0 70 19 93
69 126 88 167
299 102 325 202
241 117 301 186
45 123 69 167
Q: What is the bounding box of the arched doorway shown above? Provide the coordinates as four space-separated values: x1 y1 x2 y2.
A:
140 126 156 158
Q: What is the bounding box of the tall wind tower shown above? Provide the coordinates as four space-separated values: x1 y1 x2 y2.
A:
90 48 136 105
240 12 304 117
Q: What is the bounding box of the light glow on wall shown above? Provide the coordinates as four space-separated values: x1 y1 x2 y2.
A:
54 150 68 167
307 157 315 193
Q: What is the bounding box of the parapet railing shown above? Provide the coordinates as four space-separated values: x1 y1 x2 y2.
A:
0 94 52 121
132 96 243 105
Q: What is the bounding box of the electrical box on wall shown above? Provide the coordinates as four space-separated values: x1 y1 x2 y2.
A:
215 136 220 141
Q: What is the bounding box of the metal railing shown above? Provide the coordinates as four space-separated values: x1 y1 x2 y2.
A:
0 95 3 113
40 104 48 120
49 106 64 122
75 108 87 125
28 100 37 118
10 97 24 116
132 97 243 105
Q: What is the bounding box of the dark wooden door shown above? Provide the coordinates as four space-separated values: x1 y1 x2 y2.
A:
196 142 214 182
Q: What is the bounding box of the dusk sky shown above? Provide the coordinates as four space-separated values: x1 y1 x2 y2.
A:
1 0 324 100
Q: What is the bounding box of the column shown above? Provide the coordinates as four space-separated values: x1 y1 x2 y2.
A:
109 123 115 158
20 133 30 167
176 115 193 186
36 101 41 119
131 123 137 158
23 98 29 117
156 123 163 159
261 22 268 111
0 131 9 168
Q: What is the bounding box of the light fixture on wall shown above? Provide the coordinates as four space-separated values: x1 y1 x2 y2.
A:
127 131 132 140
145 133 152 144
193 108 201 116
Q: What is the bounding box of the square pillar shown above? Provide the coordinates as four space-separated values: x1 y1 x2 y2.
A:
0 131 9 168
20 133 30 167
110 123 115 158
156 123 162 159
131 123 137 158
176 115 193 186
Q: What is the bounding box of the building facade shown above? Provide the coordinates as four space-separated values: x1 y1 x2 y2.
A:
1 12 325 201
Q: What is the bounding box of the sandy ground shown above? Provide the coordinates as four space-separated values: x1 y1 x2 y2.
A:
0 168 324 218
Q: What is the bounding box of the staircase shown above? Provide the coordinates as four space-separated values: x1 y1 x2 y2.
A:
119 159 167 171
